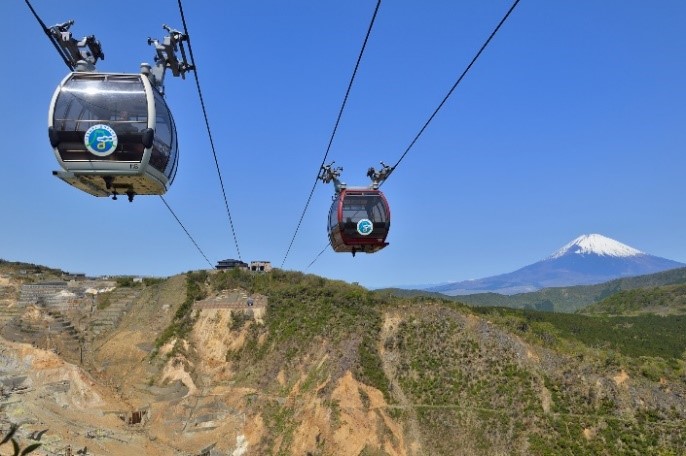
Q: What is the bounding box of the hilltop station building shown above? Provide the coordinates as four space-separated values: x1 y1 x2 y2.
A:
215 259 272 272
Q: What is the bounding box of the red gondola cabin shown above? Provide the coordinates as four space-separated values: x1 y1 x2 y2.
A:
328 188 390 255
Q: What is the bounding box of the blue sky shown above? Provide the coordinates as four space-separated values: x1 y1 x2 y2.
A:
2 0 685 289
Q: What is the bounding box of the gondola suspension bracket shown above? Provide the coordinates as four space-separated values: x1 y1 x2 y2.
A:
47 20 104 71
318 162 346 194
366 161 392 189
143 25 195 95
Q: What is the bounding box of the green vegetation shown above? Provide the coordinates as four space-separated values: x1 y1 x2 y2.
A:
154 271 208 351
388 305 541 453
0 259 65 282
386 267 686 313
465 267 686 312
527 412 684 456
150 268 686 454
96 291 112 310
229 310 253 331
582 284 686 316
114 276 137 287
262 401 296 448
142 277 166 286
211 268 390 399
385 302 686 455
114 276 166 288
473 307 686 361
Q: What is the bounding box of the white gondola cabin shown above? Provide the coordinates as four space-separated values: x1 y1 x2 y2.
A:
48 72 178 201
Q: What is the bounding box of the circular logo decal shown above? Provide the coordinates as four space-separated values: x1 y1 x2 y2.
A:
357 218 374 236
84 124 118 156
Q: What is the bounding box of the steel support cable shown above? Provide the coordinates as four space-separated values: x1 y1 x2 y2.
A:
387 0 521 176
305 241 332 270
177 0 242 261
160 196 214 268
281 0 382 269
24 0 75 70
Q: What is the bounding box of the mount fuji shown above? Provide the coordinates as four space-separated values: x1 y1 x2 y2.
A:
427 234 685 296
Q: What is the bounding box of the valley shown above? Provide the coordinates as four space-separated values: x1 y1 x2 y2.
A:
0 262 684 455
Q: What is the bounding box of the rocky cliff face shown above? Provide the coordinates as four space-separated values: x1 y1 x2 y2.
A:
0 268 684 455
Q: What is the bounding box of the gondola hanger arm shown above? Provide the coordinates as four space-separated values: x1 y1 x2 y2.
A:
142 25 195 94
47 19 104 71
320 160 393 193
319 162 346 194
366 161 392 189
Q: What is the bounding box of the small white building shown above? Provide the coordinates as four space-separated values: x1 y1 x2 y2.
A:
249 261 272 272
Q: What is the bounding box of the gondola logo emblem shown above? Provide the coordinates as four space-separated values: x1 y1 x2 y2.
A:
357 218 373 236
84 124 118 156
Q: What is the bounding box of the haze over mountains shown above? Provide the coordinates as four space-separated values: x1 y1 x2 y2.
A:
427 234 685 296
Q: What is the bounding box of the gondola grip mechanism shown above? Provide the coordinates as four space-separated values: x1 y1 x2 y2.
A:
367 161 393 189
319 162 346 194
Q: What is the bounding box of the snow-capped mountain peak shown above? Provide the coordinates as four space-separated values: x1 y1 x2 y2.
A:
423 233 683 296
549 234 643 259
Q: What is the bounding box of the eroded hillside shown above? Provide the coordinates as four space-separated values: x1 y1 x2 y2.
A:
0 267 685 455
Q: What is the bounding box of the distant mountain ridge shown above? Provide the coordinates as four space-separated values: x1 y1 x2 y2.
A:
427 234 685 296
456 266 686 313
381 266 686 313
